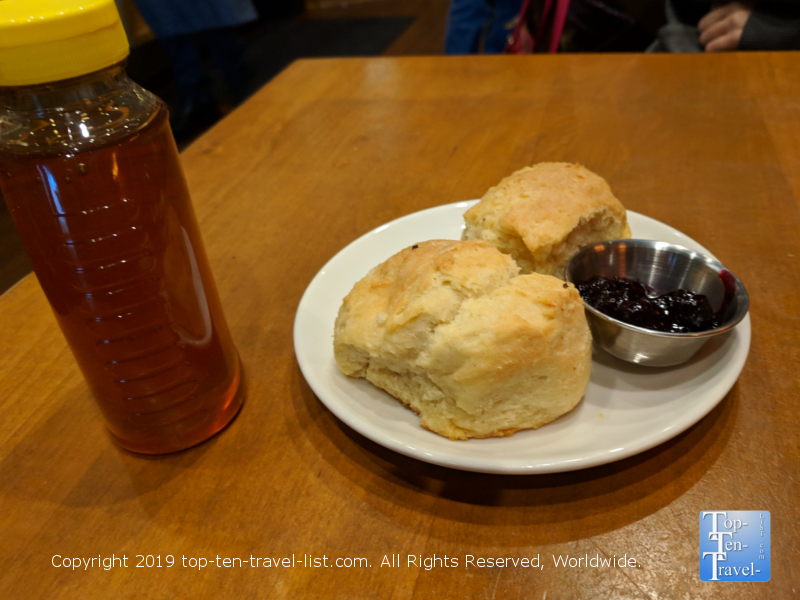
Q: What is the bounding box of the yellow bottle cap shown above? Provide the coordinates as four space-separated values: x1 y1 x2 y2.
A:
0 0 129 87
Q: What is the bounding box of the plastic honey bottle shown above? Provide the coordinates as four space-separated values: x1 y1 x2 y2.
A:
0 0 243 453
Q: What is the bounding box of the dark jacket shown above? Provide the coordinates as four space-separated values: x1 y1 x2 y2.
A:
671 0 800 49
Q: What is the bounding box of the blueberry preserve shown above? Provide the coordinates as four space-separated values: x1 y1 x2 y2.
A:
575 272 735 333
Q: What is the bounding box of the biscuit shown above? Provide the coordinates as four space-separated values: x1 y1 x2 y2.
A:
333 240 592 440
462 162 630 277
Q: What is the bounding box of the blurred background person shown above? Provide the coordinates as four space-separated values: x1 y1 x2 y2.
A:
650 0 800 51
444 0 524 53
134 0 258 140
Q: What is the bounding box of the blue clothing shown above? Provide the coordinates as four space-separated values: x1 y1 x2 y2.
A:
444 0 523 54
134 0 258 39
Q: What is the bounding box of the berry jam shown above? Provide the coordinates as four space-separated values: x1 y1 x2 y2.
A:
575 272 735 333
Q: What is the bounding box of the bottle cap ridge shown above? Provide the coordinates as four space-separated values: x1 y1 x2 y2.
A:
0 0 129 86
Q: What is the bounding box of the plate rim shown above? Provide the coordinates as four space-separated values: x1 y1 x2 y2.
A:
293 202 751 474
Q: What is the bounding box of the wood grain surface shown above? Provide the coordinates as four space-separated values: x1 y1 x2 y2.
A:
1 54 799 599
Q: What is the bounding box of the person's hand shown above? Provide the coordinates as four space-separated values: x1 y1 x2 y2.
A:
698 3 752 52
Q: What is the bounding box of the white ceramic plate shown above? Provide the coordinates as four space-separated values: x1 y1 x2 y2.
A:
293 202 750 474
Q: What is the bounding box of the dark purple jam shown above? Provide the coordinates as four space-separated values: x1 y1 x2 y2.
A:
576 273 735 333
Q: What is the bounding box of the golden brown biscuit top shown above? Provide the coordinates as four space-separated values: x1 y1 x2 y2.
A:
334 240 520 368
464 162 627 250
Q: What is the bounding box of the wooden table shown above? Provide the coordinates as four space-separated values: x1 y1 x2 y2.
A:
2 54 798 599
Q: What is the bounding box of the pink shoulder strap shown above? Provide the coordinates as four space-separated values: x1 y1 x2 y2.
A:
506 0 571 54
550 0 570 53
535 0 571 53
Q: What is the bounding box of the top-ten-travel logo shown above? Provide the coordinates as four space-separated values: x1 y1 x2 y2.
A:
699 511 770 581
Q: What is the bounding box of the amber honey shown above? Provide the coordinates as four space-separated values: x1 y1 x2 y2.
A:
0 106 242 453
